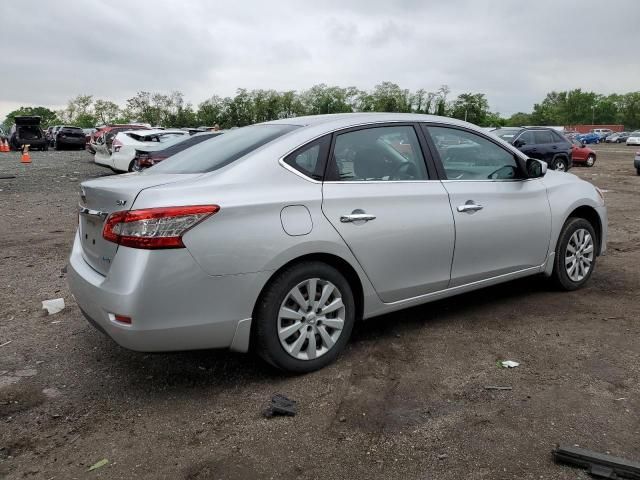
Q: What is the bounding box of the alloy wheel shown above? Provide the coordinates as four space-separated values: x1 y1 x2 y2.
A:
586 155 595 167
565 228 594 282
555 160 567 171
277 278 345 361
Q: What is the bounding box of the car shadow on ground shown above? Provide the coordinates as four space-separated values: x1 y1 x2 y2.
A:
76 274 551 395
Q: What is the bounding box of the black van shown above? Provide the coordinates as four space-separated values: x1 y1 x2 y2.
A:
10 116 48 151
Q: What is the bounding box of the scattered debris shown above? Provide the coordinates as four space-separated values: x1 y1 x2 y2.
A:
14 369 37 377
553 444 640 479
484 386 512 391
42 298 65 315
0 341 11 348
42 387 62 399
262 394 297 418
499 360 520 368
339 416 346 423
437 454 449 460
0 175 16 180
88 459 109 472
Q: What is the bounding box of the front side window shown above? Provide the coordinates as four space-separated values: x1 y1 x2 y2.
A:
518 131 536 145
326 125 428 181
427 126 521 181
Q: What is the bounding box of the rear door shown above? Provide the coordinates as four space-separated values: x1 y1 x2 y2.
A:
423 125 551 287
321 124 455 303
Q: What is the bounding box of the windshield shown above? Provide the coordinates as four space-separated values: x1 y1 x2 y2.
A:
148 124 299 174
493 128 521 140
631 131 640 137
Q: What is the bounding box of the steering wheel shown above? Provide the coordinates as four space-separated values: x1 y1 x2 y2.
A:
487 165 517 180
389 161 417 180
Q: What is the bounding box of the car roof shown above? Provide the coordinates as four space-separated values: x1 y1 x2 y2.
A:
262 112 487 131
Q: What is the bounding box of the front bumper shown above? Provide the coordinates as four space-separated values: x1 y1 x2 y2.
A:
67 232 270 352
596 205 608 256
634 156 640 170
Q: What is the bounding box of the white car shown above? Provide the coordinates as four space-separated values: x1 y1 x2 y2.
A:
94 129 190 172
625 131 640 146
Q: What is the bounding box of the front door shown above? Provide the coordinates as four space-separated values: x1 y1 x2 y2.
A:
424 125 552 287
321 124 455 303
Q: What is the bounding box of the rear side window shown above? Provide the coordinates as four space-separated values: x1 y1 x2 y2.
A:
534 130 554 144
283 135 330 180
149 124 299 174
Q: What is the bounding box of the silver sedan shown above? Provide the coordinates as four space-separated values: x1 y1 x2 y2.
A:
68 113 607 373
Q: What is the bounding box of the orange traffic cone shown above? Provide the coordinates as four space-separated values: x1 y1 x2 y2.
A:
1 139 8 152
21 145 31 164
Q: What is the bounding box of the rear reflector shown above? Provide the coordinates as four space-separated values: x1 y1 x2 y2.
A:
114 314 132 325
103 205 219 249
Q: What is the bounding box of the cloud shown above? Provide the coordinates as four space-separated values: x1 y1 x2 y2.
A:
1 0 638 120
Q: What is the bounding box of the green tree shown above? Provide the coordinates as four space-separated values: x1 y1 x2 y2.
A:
449 93 490 125
93 99 121 125
2 106 61 129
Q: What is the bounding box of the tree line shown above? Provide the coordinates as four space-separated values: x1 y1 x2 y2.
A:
3 83 640 130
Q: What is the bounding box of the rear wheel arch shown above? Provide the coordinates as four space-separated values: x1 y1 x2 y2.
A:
250 253 365 345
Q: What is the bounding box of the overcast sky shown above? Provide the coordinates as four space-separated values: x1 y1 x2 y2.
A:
2 0 638 120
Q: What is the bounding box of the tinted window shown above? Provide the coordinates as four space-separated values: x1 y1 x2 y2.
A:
551 131 568 142
534 130 554 144
427 126 520 181
149 124 298 174
327 126 428 181
518 131 536 145
284 135 330 180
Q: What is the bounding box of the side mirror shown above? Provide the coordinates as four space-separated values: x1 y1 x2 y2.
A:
513 139 524 148
526 158 547 178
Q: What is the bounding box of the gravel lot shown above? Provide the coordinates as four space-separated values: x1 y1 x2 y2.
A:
1 145 639 479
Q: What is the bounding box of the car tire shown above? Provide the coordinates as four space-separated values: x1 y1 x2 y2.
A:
585 154 596 167
552 156 568 171
551 217 597 291
636 167 640 176
253 261 356 373
127 160 136 172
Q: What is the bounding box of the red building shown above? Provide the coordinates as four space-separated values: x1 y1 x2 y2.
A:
564 124 625 134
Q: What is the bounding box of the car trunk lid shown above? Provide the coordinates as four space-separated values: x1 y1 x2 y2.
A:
14 116 41 126
78 173 201 275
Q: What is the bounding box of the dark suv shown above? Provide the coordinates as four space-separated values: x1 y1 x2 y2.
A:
493 127 572 171
9 116 49 151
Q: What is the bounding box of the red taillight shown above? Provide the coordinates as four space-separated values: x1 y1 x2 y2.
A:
103 205 219 249
113 138 123 152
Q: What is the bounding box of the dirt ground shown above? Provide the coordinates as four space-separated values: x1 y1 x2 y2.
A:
0 144 639 479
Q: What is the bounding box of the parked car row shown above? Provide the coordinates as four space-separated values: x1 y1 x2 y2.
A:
94 129 191 172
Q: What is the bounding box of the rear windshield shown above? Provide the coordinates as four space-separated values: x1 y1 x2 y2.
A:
61 127 83 133
148 124 299 174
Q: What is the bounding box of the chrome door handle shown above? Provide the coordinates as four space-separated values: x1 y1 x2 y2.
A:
457 203 483 213
340 213 376 223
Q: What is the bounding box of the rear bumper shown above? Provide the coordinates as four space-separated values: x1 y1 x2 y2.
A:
67 232 270 352
58 137 86 146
